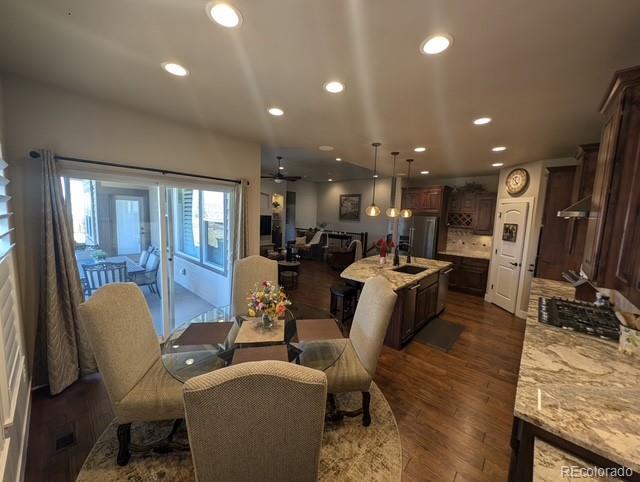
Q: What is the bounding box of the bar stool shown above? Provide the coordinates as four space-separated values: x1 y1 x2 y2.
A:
280 271 298 289
330 284 358 334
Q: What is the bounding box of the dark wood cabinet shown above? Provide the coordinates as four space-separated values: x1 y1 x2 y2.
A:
460 258 490 296
583 65 640 307
565 144 599 267
425 282 439 320
473 193 497 235
537 166 578 280
401 186 448 216
435 254 489 296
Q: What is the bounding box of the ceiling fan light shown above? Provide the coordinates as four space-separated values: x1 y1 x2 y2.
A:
365 204 381 217
400 208 413 218
386 207 400 218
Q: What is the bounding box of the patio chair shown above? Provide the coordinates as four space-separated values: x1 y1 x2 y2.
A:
138 245 154 267
131 250 160 295
82 261 128 295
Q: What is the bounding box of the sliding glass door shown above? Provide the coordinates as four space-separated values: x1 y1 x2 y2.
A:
166 185 234 332
60 171 236 339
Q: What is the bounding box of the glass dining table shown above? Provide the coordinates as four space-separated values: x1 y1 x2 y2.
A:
161 302 348 383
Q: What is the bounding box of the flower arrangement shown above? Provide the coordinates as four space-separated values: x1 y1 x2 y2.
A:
247 281 291 327
375 238 395 257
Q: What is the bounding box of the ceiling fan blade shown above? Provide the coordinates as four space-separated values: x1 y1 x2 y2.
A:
283 176 302 181
261 175 275 179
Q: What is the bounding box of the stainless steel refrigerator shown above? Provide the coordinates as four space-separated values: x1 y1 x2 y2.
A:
398 216 439 259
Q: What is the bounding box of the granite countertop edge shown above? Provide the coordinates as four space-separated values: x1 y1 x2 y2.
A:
339 256 452 290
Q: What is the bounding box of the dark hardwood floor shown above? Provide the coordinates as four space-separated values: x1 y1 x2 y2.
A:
25 259 525 482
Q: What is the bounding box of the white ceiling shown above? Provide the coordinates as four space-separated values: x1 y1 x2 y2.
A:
1 0 640 178
261 146 374 182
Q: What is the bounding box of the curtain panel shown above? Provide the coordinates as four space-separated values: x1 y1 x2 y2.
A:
37 149 96 395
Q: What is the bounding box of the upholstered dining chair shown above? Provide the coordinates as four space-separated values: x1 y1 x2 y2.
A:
231 255 278 315
304 275 396 426
79 283 184 466
183 360 327 482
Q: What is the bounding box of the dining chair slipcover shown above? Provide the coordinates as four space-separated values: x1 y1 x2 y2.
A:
79 283 184 422
324 275 396 393
231 255 278 316
183 360 327 482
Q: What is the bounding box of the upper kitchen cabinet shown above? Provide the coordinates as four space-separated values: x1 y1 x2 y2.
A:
445 191 497 235
473 193 497 235
401 186 449 216
583 65 640 307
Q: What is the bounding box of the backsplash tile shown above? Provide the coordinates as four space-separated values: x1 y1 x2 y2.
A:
446 229 493 255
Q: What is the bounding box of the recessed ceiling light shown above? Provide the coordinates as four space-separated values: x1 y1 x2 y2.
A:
414 147 427 152
335 157 342 161
420 34 453 55
268 107 284 116
324 81 345 93
473 117 492 125
492 162 504 167
328 178 333 182
319 145 334 151
161 62 189 77
206 2 242 28
420 170 430 175
492 146 507 152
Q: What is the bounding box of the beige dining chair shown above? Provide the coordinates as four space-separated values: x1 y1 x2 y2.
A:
318 275 396 426
183 360 327 482
231 255 278 315
79 283 185 466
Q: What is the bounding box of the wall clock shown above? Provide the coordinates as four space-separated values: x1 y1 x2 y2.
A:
505 168 529 196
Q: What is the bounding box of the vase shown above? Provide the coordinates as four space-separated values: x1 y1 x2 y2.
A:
261 313 275 329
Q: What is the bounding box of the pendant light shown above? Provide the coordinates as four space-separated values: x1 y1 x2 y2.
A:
386 151 400 217
365 142 382 217
400 159 414 218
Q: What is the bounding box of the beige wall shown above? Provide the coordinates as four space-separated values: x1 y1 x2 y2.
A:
316 177 393 247
286 180 318 229
2 73 261 370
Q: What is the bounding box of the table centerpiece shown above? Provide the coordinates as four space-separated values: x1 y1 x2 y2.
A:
247 281 291 329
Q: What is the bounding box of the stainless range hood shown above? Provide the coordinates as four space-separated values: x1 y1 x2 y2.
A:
557 196 592 219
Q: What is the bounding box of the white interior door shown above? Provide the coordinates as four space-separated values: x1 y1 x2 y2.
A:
115 196 144 255
494 202 528 313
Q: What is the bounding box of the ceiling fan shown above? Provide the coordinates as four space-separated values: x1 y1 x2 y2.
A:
261 156 301 183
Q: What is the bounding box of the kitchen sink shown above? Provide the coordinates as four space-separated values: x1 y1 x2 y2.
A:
392 265 427 275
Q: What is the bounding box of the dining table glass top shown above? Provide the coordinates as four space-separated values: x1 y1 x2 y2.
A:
161 302 348 383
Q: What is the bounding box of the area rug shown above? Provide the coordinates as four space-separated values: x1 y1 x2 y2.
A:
414 317 464 352
76 382 402 482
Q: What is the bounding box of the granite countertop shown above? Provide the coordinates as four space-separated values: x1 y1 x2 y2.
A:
515 278 640 473
340 255 452 290
534 439 623 481
437 249 492 260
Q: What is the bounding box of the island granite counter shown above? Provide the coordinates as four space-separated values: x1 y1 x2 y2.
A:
340 256 452 349
511 277 640 481
340 255 452 290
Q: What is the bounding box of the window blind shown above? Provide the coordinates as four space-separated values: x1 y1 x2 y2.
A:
0 159 20 425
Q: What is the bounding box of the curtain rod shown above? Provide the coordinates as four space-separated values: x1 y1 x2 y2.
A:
28 150 242 185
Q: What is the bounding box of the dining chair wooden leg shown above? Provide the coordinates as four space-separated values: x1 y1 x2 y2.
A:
362 391 371 427
117 423 132 466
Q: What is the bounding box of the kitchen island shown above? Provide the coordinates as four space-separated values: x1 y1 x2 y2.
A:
341 256 452 348
511 278 640 481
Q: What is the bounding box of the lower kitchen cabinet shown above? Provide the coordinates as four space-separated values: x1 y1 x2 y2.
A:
436 254 490 296
386 271 441 349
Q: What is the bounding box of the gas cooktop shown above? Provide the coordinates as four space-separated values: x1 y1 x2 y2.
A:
538 297 620 341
